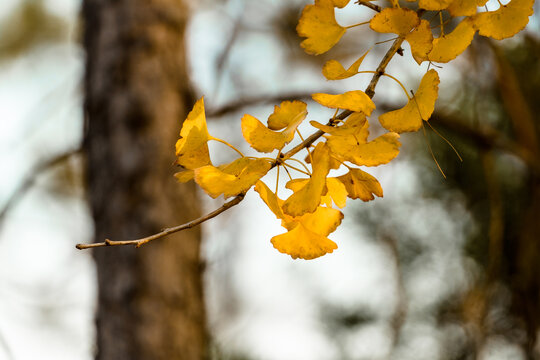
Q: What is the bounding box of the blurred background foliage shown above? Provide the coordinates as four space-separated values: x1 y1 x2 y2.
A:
1 0 539 359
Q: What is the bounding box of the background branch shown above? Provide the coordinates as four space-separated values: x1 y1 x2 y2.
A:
0 148 80 227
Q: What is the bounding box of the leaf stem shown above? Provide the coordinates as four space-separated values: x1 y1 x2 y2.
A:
283 162 311 176
209 136 245 157
286 158 311 175
345 21 370 29
275 165 280 194
422 124 446 178
426 121 463 162
357 71 411 100
296 129 314 166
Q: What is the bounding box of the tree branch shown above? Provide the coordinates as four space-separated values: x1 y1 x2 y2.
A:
76 192 246 249
76 33 407 250
355 0 382 13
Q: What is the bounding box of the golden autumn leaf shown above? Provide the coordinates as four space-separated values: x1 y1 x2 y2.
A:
175 156 260 184
418 0 453 10
312 91 376 115
255 180 343 260
333 0 350 7
473 0 534 40
267 100 308 131
174 169 194 183
296 204 343 235
194 158 271 199
379 69 440 133
282 143 331 217
304 151 343 170
271 223 338 260
310 112 368 139
254 180 286 220
322 49 370 80
175 97 211 169
448 0 488 17
278 205 343 259
428 17 476 63
337 168 383 201
406 19 433 64
327 132 401 166
369 8 420 36
241 112 304 153
284 178 308 193
285 177 346 209
323 178 348 208
296 0 349 55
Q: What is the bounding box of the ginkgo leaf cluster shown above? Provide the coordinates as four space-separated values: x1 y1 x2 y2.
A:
297 0 534 62
171 0 534 261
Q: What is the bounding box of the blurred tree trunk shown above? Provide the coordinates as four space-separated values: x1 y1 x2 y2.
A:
82 1 206 359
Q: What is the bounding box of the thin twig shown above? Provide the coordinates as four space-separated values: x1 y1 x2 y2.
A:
77 33 407 250
76 193 246 249
355 0 382 12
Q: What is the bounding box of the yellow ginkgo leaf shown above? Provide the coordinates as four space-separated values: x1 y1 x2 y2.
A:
272 205 343 260
287 177 343 208
312 91 375 115
428 17 476 63
327 132 401 166
194 158 271 199
241 113 303 153
323 178 348 208
267 100 308 130
254 180 286 220
284 178 308 193
255 180 343 259
337 169 383 201
175 97 211 169
418 0 453 10
297 205 344 235
256 181 344 233
405 19 433 64
379 69 440 133
304 151 343 170
176 157 258 184
282 143 331 216
271 222 338 260
333 0 350 8
310 112 368 139
448 0 488 17
369 8 420 36
473 0 534 40
174 169 195 183
322 49 370 80
296 0 348 55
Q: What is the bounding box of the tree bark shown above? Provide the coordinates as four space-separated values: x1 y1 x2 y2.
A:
82 0 206 359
